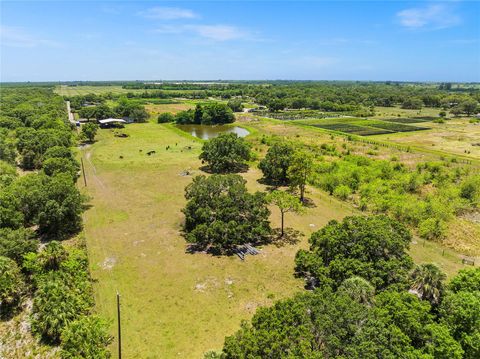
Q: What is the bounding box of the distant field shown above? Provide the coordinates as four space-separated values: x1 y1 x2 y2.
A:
381 117 435 124
373 105 442 119
296 117 430 136
55 85 144 96
145 102 194 117
370 118 480 161
55 85 216 97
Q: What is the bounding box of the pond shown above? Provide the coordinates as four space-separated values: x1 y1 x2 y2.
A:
176 124 250 140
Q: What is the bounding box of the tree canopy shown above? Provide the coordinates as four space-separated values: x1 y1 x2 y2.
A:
199 133 251 173
80 122 99 142
174 103 235 125
259 141 295 186
295 215 413 290
183 174 271 252
220 287 462 359
448 267 480 293
266 190 303 237
409 263 446 306
287 149 315 202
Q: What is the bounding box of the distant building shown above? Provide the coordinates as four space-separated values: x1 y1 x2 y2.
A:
98 118 127 128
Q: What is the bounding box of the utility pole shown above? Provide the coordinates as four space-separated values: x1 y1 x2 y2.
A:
117 292 122 359
80 158 87 187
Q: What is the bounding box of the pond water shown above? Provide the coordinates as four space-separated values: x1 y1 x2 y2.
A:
176 124 250 140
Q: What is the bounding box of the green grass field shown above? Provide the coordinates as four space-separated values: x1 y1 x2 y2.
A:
80 121 473 358
81 123 348 358
55 85 220 97
55 85 143 96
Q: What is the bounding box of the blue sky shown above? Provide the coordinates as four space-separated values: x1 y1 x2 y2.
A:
1 1 479 82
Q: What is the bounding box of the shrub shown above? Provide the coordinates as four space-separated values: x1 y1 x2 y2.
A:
333 184 352 200
460 175 480 206
418 217 447 240
157 112 175 123
0 256 24 316
0 228 38 264
32 277 91 343
227 99 244 112
60 315 112 359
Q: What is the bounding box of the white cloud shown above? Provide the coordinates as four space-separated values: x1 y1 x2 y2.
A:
315 38 378 46
188 25 247 41
139 7 198 20
396 4 461 30
153 25 185 35
154 24 249 41
0 25 61 48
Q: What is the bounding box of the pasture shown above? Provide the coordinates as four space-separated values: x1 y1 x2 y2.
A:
80 120 473 358
144 102 194 117
373 105 442 119
55 85 221 98
81 123 351 358
55 85 142 96
371 118 480 161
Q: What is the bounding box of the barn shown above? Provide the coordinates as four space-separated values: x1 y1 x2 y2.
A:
98 118 127 128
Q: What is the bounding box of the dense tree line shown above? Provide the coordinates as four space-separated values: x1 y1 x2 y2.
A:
0 87 111 357
174 103 235 125
0 88 75 171
65 82 480 119
120 82 480 115
208 216 480 358
77 97 148 122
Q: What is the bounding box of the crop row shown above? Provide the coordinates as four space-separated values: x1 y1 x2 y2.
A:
381 117 434 124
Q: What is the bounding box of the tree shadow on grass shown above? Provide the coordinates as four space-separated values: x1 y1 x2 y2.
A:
302 197 317 208
269 228 304 247
199 163 249 174
185 243 224 256
256 177 290 187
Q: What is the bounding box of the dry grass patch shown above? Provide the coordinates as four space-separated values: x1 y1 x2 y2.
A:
145 102 194 116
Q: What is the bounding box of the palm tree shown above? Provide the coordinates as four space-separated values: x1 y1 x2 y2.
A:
338 276 375 306
409 263 446 305
0 256 24 314
40 241 68 270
